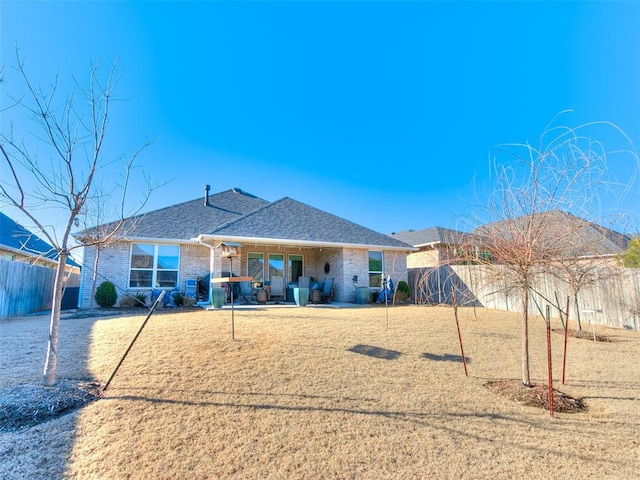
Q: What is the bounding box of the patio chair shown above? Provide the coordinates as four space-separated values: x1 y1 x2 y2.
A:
270 276 285 300
239 281 254 303
321 277 334 303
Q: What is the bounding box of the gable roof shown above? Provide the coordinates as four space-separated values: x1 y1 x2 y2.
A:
1 211 57 261
76 188 269 242
0 211 80 268
202 197 415 250
389 227 472 247
473 210 630 257
77 188 413 250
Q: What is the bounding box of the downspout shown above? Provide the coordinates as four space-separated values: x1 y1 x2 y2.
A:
77 250 85 308
196 235 216 303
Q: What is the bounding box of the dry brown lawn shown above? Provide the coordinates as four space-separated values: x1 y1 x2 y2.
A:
1 305 639 479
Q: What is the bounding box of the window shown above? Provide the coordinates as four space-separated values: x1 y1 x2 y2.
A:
368 250 383 287
248 252 264 283
130 244 179 288
268 253 284 280
288 254 304 283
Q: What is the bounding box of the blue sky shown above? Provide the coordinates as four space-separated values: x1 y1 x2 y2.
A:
2 1 640 240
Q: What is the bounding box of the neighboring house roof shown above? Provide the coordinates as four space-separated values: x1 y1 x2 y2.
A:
0 211 57 261
0 211 80 267
76 188 270 241
473 210 630 257
389 227 472 247
392 211 630 259
203 197 414 249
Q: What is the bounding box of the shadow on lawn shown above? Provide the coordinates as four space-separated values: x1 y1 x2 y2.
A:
101 392 627 467
104 392 513 425
422 352 471 364
0 313 103 479
347 344 402 360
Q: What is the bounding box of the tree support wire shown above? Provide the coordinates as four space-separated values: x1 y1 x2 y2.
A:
452 288 468 377
103 290 166 391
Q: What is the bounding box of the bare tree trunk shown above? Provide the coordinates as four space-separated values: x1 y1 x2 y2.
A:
521 286 531 386
42 251 68 386
574 292 582 331
2 53 155 387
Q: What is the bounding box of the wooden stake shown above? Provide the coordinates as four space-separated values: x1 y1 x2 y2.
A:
546 304 554 417
562 295 569 385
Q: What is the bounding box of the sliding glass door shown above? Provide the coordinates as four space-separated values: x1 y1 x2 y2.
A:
288 254 304 283
268 253 284 280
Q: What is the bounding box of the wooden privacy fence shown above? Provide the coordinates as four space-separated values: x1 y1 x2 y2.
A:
0 260 80 318
409 265 640 330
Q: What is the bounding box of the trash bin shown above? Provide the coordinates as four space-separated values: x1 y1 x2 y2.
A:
210 287 225 308
355 286 370 304
294 287 309 306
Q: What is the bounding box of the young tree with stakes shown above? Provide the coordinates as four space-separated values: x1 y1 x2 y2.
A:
461 114 638 386
0 52 155 386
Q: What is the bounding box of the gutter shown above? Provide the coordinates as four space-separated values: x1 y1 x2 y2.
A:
76 235 202 246
196 235 216 249
194 234 417 252
0 245 59 264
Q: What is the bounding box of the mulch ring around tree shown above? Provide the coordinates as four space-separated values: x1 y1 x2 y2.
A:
485 379 587 413
0 380 102 432
552 328 616 343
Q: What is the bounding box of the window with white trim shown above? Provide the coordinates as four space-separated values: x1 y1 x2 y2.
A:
248 252 265 283
129 243 179 288
368 250 383 287
268 253 284 280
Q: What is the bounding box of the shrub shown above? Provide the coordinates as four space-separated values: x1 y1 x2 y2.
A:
119 295 138 309
183 296 197 307
95 281 117 307
172 291 185 307
394 291 409 303
133 292 148 307
397 280 410 297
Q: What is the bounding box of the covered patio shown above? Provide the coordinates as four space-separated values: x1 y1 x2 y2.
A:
194 239 381 305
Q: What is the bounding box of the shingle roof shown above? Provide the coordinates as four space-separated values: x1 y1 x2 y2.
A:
473 210 630 257
0 211 79 267
77 189 413 249
1 211 57 260
207 197 414 249
389 227 471 247
77 188 269 241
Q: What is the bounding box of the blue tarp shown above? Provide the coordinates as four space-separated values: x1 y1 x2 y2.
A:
376 277 394 303
151 289 177 308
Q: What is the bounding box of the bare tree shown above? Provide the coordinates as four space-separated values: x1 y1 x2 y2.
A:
74 184 148 307
460 114 638 386
0 52 154 386
549 225 628 331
